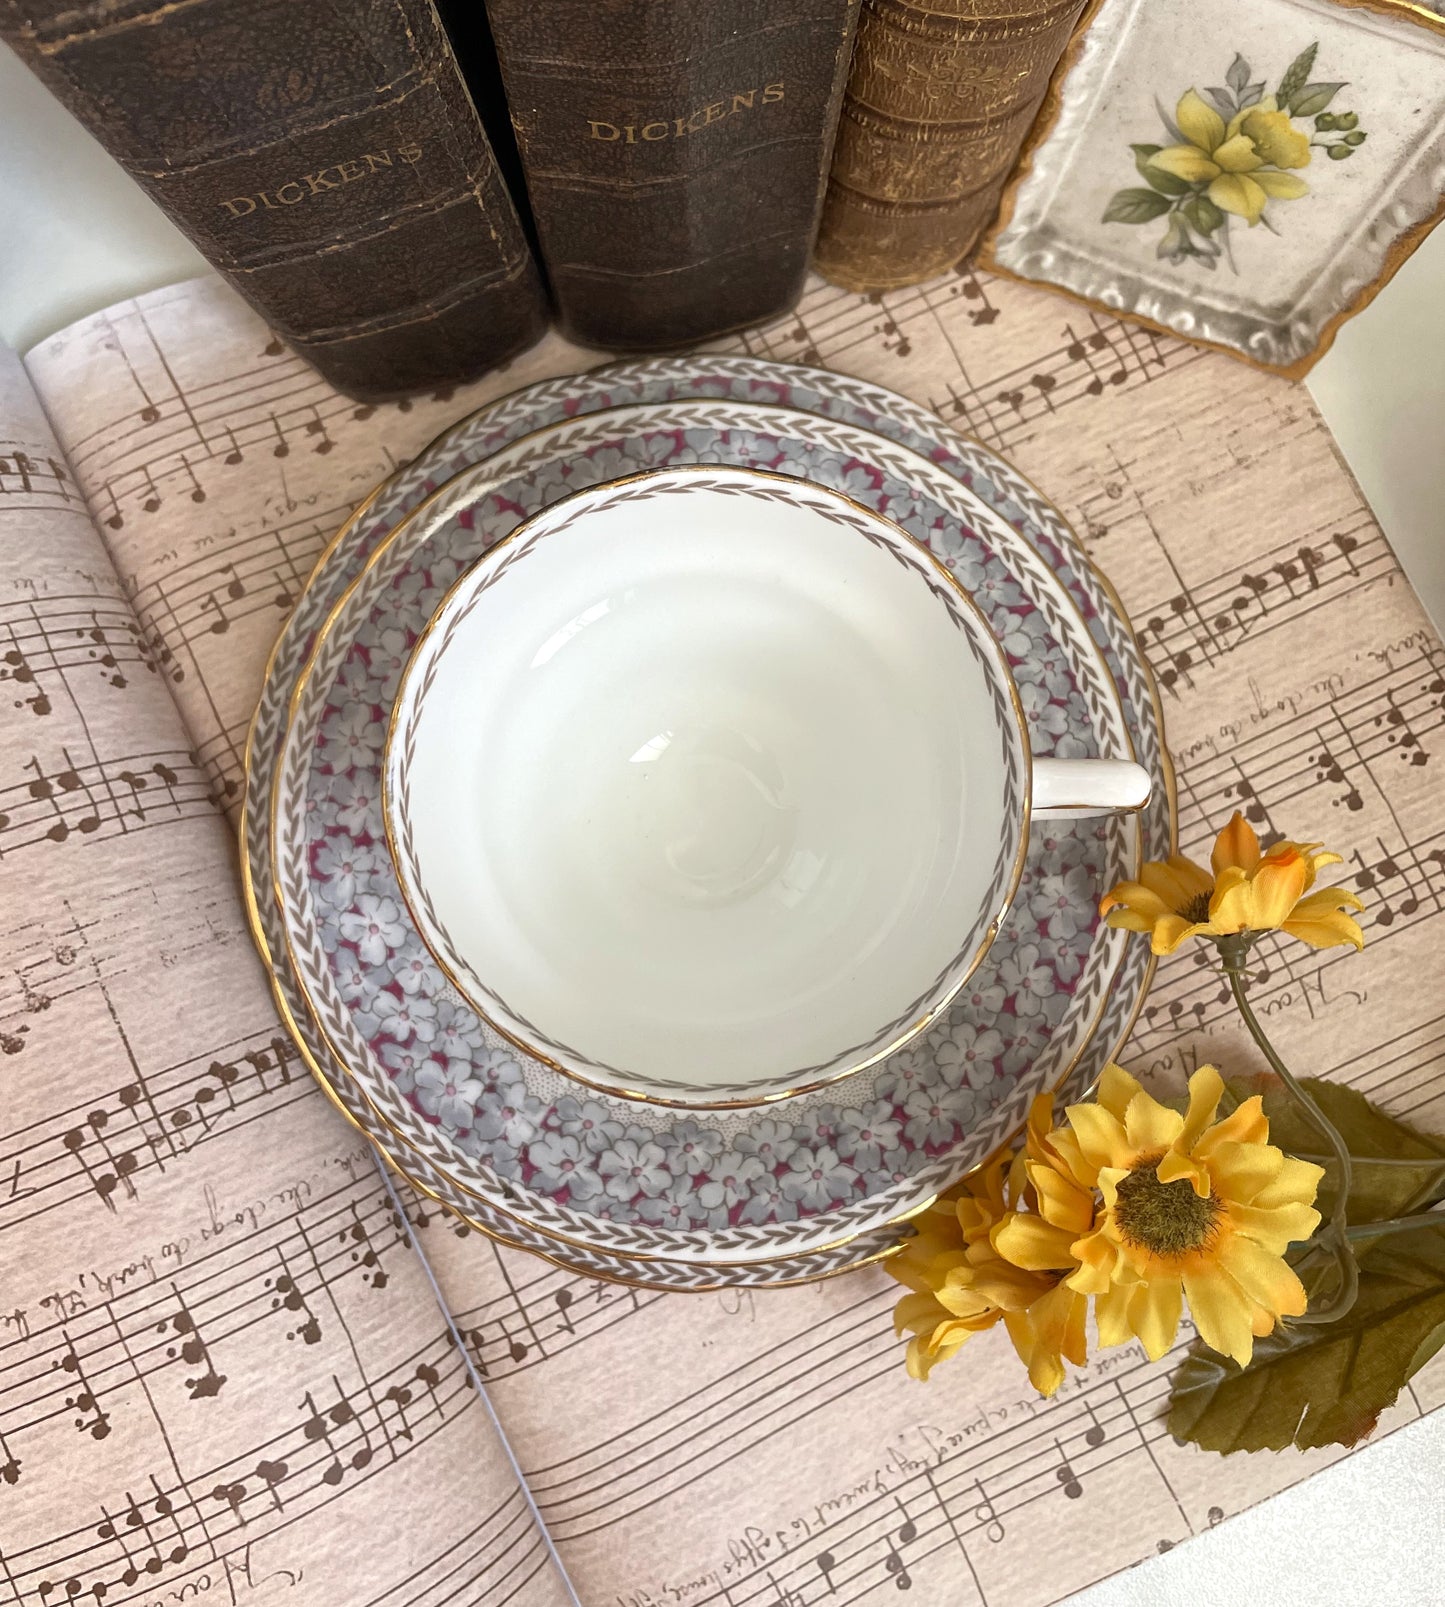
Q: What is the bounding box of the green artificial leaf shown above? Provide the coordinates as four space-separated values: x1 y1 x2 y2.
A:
1102 188 1172 224
1181 194 1225 234
1226 53 1252 95
1132 143 1190 195
1290 81 1346 117
1168 1225 1445 1452
1227 1073 1445 1224
1277 40 1320 111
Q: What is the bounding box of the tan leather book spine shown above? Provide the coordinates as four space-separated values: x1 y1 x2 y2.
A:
0 0 548 400
813 0 1086 292
484 0 862 352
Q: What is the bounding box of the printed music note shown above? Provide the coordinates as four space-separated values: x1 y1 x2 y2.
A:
209 1479 247 1526
1082 1396 1107 1448
955 264 999 324
267 1254 323 1345
199 590 231 635
502 1308 532 1364
219 562 246 602
1375 688 1429 767
341 1202 389 1290
255 1458 290 1514
223 426 245 465
304 408 335 454
138 464 162 514
97 1480 189 1585
301 1380 374 1486
882 1495 917 1589
55 1337 111 1439
26 754 101 841
1054 1437 1084 1499
553 1287 576 1335
81 610 128 689
815 1550 837 1594
1315 741 1364 812
973 1478 1005 1542
178 453 206 503
270 417 290 458
2 643 51 716
0 1425 19 1485
62 1107 139 1208
242 1034 296 1092
157 1288 227 1398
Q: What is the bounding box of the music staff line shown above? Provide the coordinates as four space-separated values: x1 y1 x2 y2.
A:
728 271 1206 457
52 308 427 533
0 1181 406 1445
1129 517 1389 694
8 1377 541 1607
0 440 77 510
0 1024 313 1230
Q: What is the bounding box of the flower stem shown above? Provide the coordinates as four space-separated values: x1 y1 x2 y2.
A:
1220 948 1359 1322
1345 1211 1445 1242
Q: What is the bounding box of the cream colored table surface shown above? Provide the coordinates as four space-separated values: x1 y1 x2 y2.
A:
2 41 1443 1607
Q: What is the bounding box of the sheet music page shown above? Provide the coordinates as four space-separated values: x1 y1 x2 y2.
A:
22 270 1445 1606
0 346 571 1607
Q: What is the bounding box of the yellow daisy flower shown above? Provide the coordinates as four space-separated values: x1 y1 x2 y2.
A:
889 1135 1088 1394
1149 89 1310 225
1099 810 1365 955
1060 1063 1323 1366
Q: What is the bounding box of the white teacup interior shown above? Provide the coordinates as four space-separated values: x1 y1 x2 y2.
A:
392 472 1016 1100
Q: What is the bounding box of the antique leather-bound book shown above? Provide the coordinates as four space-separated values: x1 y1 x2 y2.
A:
813 0 1087 292
483 0 862 351
0 0 548 399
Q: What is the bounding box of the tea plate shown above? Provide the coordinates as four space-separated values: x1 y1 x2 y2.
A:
241 355 1172 1283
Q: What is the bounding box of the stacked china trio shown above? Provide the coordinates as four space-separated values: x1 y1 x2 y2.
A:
242 356 1176 1292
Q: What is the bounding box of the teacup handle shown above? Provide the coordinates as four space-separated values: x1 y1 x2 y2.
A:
1033 757 1153 820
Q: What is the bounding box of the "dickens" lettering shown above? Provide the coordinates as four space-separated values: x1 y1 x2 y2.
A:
217 143 423 217
587 83 784 144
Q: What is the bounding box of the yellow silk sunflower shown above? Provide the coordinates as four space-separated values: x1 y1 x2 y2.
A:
889 1138 1087 1394
1060 1063 1323 1366
1149 89 1310 225
1099 810 1365 955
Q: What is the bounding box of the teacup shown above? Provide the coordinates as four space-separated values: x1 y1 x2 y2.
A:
384 465 1150 1109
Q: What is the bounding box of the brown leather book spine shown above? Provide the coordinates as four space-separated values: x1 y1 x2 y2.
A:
813 0 1086 292
0 0 548 400
483 0 862 352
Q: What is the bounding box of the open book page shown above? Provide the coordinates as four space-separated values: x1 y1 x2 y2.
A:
22 278 591 824
0 348 571 1607
23 272 1445 1605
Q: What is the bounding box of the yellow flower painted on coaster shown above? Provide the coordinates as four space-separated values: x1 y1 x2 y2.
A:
1098 809 1366 955
1103 43 1369 270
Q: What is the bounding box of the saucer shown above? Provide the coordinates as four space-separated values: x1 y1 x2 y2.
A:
269 399 1143 1265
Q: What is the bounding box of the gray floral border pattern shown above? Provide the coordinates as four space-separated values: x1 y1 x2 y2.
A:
388 467 1026 1105
242 354 1170 1283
